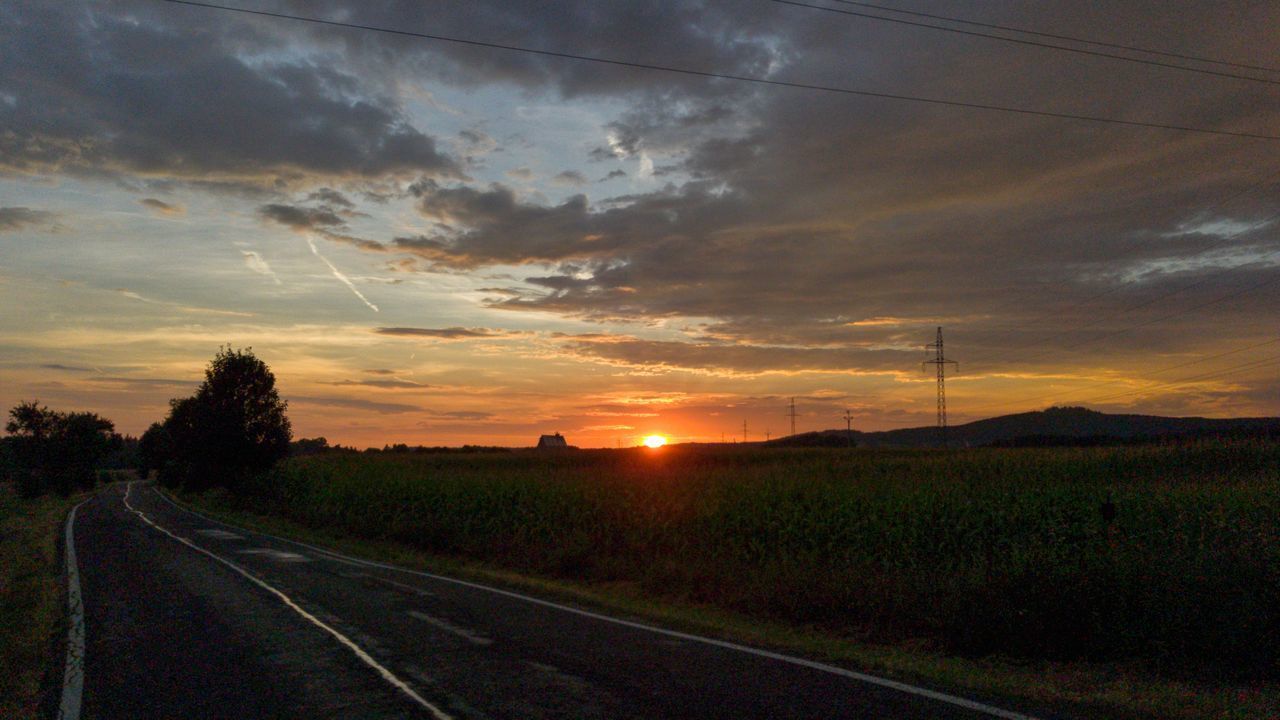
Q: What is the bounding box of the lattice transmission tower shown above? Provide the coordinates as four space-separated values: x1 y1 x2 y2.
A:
922 326 958 446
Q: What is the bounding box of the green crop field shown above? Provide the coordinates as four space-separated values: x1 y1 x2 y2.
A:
235 439 1279 676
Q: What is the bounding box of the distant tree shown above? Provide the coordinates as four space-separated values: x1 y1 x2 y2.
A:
156 347 292 491
291 437 329 456
138 422 170 479
4 401 116 497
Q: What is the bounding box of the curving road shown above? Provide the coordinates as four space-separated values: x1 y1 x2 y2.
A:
62 482 1054 719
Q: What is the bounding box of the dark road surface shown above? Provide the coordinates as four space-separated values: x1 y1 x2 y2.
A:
65 482 1050 719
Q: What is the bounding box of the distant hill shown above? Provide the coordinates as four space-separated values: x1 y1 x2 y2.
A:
765 406 1280 448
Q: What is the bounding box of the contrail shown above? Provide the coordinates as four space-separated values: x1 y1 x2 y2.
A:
305 235 379 312
242 250 282 285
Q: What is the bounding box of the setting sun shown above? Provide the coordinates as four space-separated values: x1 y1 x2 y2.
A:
643 435 667 448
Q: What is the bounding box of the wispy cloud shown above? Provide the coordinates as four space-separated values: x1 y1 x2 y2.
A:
326 378 428 389
139 198 185 216
290 395 421 414
242 251 282 284
304 235 379 312
115 288 254 317
374 326 521 340
0 207 59 232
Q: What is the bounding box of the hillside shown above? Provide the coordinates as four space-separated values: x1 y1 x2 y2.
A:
765 406 1280 448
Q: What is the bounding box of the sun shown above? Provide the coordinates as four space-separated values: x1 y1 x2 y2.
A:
643 435 667 448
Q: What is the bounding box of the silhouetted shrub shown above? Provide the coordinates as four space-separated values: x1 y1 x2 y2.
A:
3 401 117 497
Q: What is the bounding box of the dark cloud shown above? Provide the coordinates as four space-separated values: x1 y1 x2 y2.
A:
41 363 93 372
374 326 522 339
355 0 1280 380
0 207 58 232
276 0 782 100
0 1 459 186
290 395 423 414
326 378 429 389
305 188 355 209
394 181 738 268
588 146 621 162
433 410 495 420
258 202 385 250
321 231 387 252
599 169 627 182
552 170 587 187
139 198 184 216
258 204 347 230
557 335 911 376
456 128 500 163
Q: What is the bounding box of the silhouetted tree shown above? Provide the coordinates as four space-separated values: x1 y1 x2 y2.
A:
291 437 329 456
4 401 116 497
156 347 291 491
138 422 170 479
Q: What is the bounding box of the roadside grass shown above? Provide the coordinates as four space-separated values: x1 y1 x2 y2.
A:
0 484 84 719
172 441 1280 720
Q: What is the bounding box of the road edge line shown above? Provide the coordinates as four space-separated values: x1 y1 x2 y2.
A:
150 484 1043 720
57 498 89 720
124 483 453 720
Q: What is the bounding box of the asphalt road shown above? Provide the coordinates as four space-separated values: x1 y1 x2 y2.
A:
65 482 1050 719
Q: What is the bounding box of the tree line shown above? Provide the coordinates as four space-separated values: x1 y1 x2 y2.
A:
3 347 292 497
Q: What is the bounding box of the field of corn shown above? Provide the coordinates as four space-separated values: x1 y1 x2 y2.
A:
240 440 1280 672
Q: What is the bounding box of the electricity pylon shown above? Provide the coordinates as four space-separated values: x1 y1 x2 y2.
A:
842 408 854 447
922 326 958 446
786 397 798 437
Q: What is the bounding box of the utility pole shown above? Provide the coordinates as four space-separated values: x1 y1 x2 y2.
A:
765 429 771 442
786 397 798 437
842 408 854 447
922 326 959 447
743 419 748 443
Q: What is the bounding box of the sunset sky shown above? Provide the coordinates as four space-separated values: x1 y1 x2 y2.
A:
2 0 1277 447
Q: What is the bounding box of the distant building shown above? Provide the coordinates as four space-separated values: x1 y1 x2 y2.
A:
537 433 568 449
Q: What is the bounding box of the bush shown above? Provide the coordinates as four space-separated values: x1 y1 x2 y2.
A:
3 401 117 497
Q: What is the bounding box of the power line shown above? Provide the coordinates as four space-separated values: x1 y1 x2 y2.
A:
153 0 1280 142
825 0 1280 75
964 199 1280 372
772 0 1280 85
968 354 1280 416
966 167 1280 361
961 336 1280 415
1013 256 1280 368
1080 354 1280 405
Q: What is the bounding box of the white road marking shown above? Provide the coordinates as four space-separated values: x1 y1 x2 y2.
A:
196 529 244 540
152 485 1043 720
344 571 437 597
57 498 90 720
407 611 493 646
123 483 452 720
236 548 310 562
360 572 437 598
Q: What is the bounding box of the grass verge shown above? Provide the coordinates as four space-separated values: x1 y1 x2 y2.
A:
174 485 1277 720
0 485 86 719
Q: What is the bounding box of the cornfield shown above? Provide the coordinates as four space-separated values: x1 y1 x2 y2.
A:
243 440 1280 669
